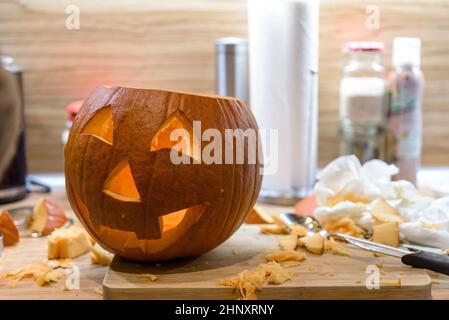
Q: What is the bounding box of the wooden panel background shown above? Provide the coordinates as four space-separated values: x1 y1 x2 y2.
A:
0 0 448 172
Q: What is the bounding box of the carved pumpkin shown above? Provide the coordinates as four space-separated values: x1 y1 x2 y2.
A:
65 86 262 261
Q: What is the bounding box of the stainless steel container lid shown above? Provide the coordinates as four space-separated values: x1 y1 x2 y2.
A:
215 37 248 54
215 37 249 103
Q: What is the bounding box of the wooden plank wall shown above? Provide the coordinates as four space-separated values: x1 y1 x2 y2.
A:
0 0 448 172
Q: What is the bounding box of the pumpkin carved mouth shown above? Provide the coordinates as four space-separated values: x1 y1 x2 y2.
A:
71 188 205 255
96 204 206 255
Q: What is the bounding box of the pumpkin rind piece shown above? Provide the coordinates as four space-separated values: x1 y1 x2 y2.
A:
29 198 68 235
0 209 19 246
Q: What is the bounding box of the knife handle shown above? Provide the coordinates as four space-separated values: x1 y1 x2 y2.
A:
401 251 449 276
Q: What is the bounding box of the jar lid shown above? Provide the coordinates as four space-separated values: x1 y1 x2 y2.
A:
66 99 84 122
343 41 385 53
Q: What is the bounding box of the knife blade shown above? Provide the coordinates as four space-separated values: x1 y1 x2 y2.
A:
323 231 410 258
401 243 448 255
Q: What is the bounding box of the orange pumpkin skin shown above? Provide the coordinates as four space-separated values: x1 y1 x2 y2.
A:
65 86 262 261
0 209 19 246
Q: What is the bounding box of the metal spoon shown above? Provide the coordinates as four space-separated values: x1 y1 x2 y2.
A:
280 213 449 276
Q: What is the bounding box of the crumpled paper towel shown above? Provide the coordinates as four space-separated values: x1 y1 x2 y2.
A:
314 155 449 248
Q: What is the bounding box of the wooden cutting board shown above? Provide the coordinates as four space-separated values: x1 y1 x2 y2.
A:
103 225 431 299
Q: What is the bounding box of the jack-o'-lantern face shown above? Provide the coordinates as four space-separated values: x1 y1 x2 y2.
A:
65 86 262 261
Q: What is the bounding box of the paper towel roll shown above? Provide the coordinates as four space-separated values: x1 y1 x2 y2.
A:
248 0 319 203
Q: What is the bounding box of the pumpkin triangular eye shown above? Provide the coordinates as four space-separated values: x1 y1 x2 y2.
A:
82 106 113 144
103 160 141 202
150 111 200 161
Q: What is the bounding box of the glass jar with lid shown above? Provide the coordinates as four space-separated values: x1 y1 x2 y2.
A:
339 41 387 162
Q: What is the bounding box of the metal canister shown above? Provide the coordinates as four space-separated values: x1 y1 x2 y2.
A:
215 37 249 103
0 56 27 203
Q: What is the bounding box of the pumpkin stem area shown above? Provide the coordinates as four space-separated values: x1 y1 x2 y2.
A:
103 160 141 202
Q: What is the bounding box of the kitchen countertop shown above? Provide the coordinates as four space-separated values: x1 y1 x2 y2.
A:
0 182 107 300
0 171 448 300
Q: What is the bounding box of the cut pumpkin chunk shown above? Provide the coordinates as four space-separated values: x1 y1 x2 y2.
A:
48 226 91 259
322 217 365 237
324 237 349 256
298 233 325 255
290 224 308 237
91 242 114 266
266 250 306 263
372 222 400 247
29 197 68 235
0 209 19 246
260 225 289 235
371 198 403 224
245 206 274 224
278 234 298 251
